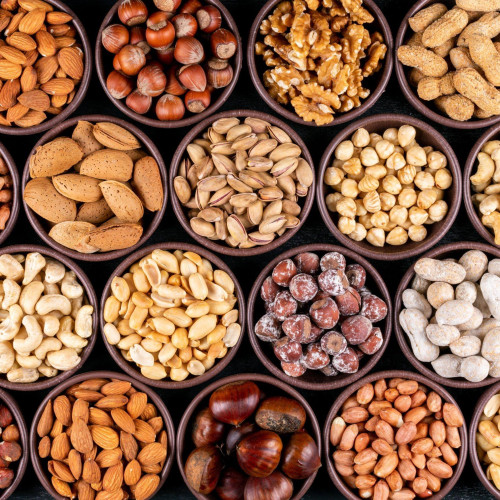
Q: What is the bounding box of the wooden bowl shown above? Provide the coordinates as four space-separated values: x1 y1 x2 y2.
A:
0 142 20 247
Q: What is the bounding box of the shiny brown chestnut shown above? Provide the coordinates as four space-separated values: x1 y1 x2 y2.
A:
236 430 283 478
191 407 225 448
255 397 306 434
209 381 260 426
225 421 257 455
244 471 293 500
184 444 223 494
281 432 321 480
216 467 247 500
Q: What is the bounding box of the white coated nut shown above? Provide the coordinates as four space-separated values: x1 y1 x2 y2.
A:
0 305 23 341
402 289 432 318
414 258 466 284
35 294 72 316
6 367 38 383
431 354 463 378
455 281 477 303
464 318 500 340
0 255 24 281
399 308 439 362
103 323 120 345
426 324 460 346
481 273 500 319
490 360 500 378
482 328 500 361
411 274 431 294
457 307 483 331
61 271 83 299
129 344 154 367
46 348 80 371
461 355 490 382
1 279 20 310
22 252 46 285
75 305 93 338
19 281 44 315
488 259 500 277
34 337 62 360
0 341 14 373
426 282 455 309
436 300 474 326
474 284 492 318
459 250 489 282
13 316 43 354
449 335 481 357
44 259 65 284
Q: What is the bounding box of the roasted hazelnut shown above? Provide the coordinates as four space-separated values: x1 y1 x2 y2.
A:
255 313 281 342
178 64 207 92
216 467 247 500
359 327 383 355
172 13 198 37
137 63 167 97
321 252 346 271
207 65 233 89
116 44 146 76
165 65 186 95
272 259 297 286
318 269 349 296
209 381 260 426
335 287 362 316
153 0 181 11
294 252 320 274
289 273 318 303
118 0 148 26
282 314 312 343
320 330 347 356
346 263 367 290
302 342 330 370
106 70 134 99
210 28 237 59
341 315 373 345
244 471 293 500
126 89 152 114
281 360 307 377
361 294 388 322
196 5 221 33
175 36 204 64
191 407 225 448
146 12 175 49
184 445 223 494
273 337 302 363
309 297 339 329
332 346 359 373
281 432 321 480
155 93 185 120
102 24 130 54
255 396 306 434
260 276 280 303
272 290 297 321
236 430 282 478
185 89 211 113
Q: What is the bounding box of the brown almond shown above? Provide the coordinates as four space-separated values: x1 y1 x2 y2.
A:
18 89 50 111
19 0 54 10
38 435 51 458
99 180 144 223
101 380 132 396
89 408 114 427
87 221 143 252
133 419 156 444
124 459 141 486
134 474 160 500
94 394 128 410
70 417 94 454
41 77 74 96
6 103 28 122
46 11 72 24
72 399 89 423
5 12 25 37
53 174 102 203
80 149 133 182
18 7 45 34
102 462 123 492
95 448 122 469
0 60 21 79
35 54 58 83
76 479 94 500
14 109 46 127
148 417 163 435
68 449 82 481
93 122 141 151
51 460 75 483
57 46 83 80
0 45 26 64
37 400 53 437
111 408 136 434
120 431 138 462
51 476 72 497
20 66 38 92
82 458 101 484
90 426 119 450
127 392 147 420
132 156 163 212
36 29 56 56
137 442 167 467
51 432 70 461
53 395 72 427
6 32 36 51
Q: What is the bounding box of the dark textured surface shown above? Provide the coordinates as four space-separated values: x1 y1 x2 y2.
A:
2 0 493 498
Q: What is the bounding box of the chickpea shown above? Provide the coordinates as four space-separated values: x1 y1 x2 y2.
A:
380 192 396 211
366 227 385 247
406 145 427 167
409 206 429 225
335 140 354 161
336 197 357 218
390 205 408 225
408 224 427 242
341 179 359 198
324 166 345 186
360 147 379 167
349 223 367 241
386 227 409 246
398 125 416 148
352 127 370 148
399 188 418 208
428 200 448 222
383 127 399 145
375 139 395 160
434 168 453 189
371 211 390 229
338 216 356 234
414 171 435 190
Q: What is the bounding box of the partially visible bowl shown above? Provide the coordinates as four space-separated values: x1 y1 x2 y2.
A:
317 113 462 261
0 142 19 247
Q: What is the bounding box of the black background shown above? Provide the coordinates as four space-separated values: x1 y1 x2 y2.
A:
4 0 493 498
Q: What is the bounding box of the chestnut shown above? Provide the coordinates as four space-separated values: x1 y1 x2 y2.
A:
154 0 181 11
184 444 223 494
126 89 152 114
207 64 233 89
146 11 175 50
191 407 225 448
172 13 198 38
216 467 247 500
185 89 210 113
196 5 221 33
255 396 306 434
236 430 282 478
116 44 146 76
118 0 148 26
174 36 204 65
225 421 256 455
106 70 134 99
102 24 130 54
209 381 260 426
210 28 237 60
156 93 185 120
137 63 167 97
281 432 321 480
178 64 206 92
244 471 293 500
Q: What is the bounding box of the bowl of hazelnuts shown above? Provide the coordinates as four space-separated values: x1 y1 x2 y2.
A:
96 0 242 128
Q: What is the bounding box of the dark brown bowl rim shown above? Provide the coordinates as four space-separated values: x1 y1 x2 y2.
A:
0 0 92 136
100 241 246 389
246 243 393 391
29 370 176 500
169 108 315 257
316 113 463 261
95 0 242 129
469 380 500 498
324 369 468 500
0 244 98 392
21 113 168 262
395 0 500 130
394 241 500 389
175 372 322 500
247 0 394 127
0 142 20 247
0 388 29 500
463 122 500 246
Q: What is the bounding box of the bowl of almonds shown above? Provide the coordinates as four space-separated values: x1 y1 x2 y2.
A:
22 114 167 261
170 109 315 256
317 113 462 260
325 370 467 500
248 0 393 127
100 243 245 389
30 370 175 500
0 143 19 247
0 0 92 134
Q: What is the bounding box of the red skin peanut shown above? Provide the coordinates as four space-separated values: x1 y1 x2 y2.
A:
341 315 373 345
302 343 330 370
345 264 367 290
320 252 346 271
273 337 303 362
272 259 297 286
335 287 362 316
361 294 388 322
309 297 339 329
255 314 281 342
359 327 384 355
294 252 320 274
332 347 359 373
289 273 318 303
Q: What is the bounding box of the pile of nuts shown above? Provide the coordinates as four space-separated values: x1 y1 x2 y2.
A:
102 0 238 120
398 0 500 121
184 380 321 498
255 251 387 378
174 115 313 250
36 377 168 500
477 391 500 491
24 120 164 254
255 0 387 125
331 376 464 498
0 0 85 128
0 156 12 232
103 248 241 382
399 250 500 382
324 125 452 247
0 403 22 490
470 138 500 244
0 251 93 384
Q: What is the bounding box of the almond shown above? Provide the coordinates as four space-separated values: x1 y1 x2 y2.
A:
87 220 143 252
49 221 99 253
80 149 133 182
72 399 90 423
120 431 138 462
0 60 21 79
132 156 163 212
58 47 83 80
110 408 135 434
20 66 37 92
51 459 75 483
36 30 56 56
90 425 119 450
51 433 70 461
95 395 129 410
35 54 58 83
41 77 74 95
89 408 114 427
55 35 76 49
51 476 72 497
0 78 20 109
96 448 122 469
442 403 463 427
0 46 26 64
0 113 11 127
6 103 28 122
14 109 46 127
37 400 54 438
127 392 148 420
70 417 94 454
76 199 114 225
102 462 123 492
68 449 82 481
76 479 94 500
5 12 25 37
101 380 132 396
53 395 72 427
148 416 163 435
93 122 141 151
82 458 101 484
6 32 36 51
137 442 167 467
134 474 160 500
133 419 156 444
99 180 144 223
124 459 141 486
18 7 45 34
17 89 49 111
38 435 51 458
19 0 53 11
46 11 72 24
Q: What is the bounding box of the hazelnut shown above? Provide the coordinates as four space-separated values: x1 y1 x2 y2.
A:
260 276 280 303
178 64 207 92
137 63 167 97
282 314 313 343
321 330 347 356
294 252 320 274
303 343 330 370
289 273 318 303
179 0 202 14
272 291 297 321
185 89 211 113
154 0 181 12
207 65 234 89
106 70 134 99
146 12 175 50
102 24 130 54
156 94 185 121
361 294 388 323
272 259 297 287
341 315 373 345
345 264 366 290
126 89 152 114
210 28 237 59
196 5 222 33
273 337 302 363
165 65 186 95
309 297 339 329
174 36 204 65
332 347 359 373
255 314 281 342
116 44 146 76
172 13 198 38
118 0 148 27
318 269 349 296
335 287 362 316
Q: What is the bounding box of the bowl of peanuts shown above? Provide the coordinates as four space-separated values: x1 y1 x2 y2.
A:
317 113 462 261
0 143 19 247
247 0 393 127
100 242 245 389
464 122 500 246
325 370 467 500
395 0 500 129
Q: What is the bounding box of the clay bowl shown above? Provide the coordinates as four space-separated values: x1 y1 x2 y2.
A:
395 241 500 389
100 241 246 389
247 0 393 127
464 122 500 246
324 369 468 500
96 0 242 129
247 243 392 391
470 380 500 498
29 370 176 499
0 0 92 136
169 109 315 257
176 372 322 500
0 388 29 500
0 244 98 392
395 0 500 130
317 113 462 261
0 142 20 247
22 114 168 262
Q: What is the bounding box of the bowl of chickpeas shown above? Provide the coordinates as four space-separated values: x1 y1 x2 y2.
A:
317 113 462 260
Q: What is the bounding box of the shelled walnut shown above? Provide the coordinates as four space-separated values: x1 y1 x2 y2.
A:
255 0 387 125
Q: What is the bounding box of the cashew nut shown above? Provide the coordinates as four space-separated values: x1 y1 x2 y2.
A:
44 259 65 284
491 148 500 183
57 316 74 334
13 316 43 354
39 315 60 336
19 281 44 315
0 341 15 373
57 331 88 349
16 353 42 369
35 294 72 316
43 282 60 295
1 279 20 310
0 305 23 341
38 363 58 378
22 252 46 285
61 271 83 299
7 367 38 383
472 152 495 186
71 296 83 320
75 305 93 338
34 337 62 360
46 348 80 371
0 255 23 281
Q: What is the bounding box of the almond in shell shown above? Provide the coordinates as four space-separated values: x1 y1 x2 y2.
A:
72 121 103 156
87 219 143 252
99 180 144 223
29 137 83 177
93 122 141 151
53 174 103 203
132 156 163 212
57 47 83 80
24 177 77 223
18 89 50 111
76 198 113 225
79 149 133 182
49 221 99 253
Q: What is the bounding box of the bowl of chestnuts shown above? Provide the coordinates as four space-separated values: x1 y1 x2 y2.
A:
96 0 242 128
247 244 392 391
176 373 322 500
